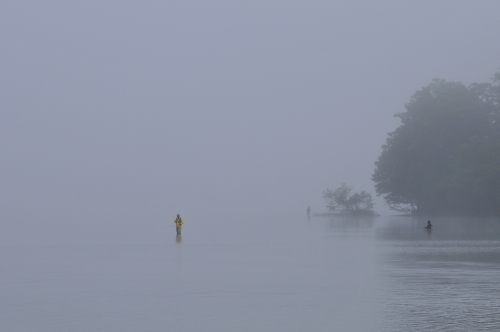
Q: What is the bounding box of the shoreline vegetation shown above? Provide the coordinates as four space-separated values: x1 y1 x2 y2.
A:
320 72 500 218
322 183 376 216
372 72 500 217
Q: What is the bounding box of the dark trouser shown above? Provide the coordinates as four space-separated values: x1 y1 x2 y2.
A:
176 227 182 235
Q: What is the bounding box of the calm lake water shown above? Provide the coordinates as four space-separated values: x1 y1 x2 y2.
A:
2 215 500 331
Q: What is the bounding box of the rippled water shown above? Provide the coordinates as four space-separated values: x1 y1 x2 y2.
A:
1 216 500 331
378 217 500 331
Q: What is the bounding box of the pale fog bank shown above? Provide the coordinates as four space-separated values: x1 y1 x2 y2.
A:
2 2 500 246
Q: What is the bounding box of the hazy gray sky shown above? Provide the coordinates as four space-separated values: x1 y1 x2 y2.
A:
2 1 500 244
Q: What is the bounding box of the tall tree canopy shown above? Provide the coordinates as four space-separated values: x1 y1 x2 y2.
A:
373 73 500 216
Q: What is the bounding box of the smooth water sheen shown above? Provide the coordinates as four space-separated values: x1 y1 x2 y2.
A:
2 216 500 331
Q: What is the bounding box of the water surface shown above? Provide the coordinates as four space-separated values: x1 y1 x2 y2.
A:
2 216 499 331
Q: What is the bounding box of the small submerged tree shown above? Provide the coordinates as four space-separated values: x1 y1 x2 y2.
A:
323 183 375 215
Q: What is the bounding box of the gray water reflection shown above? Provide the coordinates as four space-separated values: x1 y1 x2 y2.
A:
378 216 500 331
1 215 499 331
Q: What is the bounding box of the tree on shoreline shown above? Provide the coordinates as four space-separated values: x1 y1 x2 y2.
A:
323 183 374 214
372 73 500 216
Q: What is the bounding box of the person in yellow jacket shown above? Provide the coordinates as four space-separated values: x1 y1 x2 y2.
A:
174 214 184 235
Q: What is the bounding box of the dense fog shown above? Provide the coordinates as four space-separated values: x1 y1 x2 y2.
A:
2 1 500 245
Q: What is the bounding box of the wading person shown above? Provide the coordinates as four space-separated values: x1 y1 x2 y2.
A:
174 214 184 235
424 220 432 230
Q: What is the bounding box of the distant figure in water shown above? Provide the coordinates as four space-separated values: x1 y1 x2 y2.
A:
174 214 184 235
307 206 311 218
424 220 432 230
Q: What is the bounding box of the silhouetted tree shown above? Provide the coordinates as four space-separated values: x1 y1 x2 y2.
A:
373 73 500 216
323 183 374 214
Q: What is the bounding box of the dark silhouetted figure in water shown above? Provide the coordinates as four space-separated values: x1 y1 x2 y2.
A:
307 206 311 218
174 214 184 235
424 220 432 230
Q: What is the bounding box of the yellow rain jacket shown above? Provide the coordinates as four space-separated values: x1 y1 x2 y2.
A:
174 217 184 228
